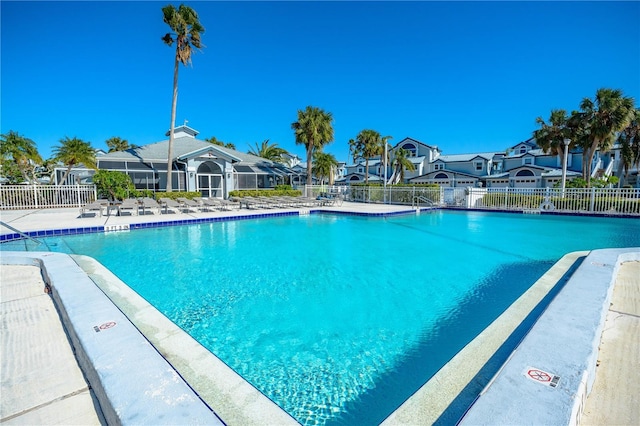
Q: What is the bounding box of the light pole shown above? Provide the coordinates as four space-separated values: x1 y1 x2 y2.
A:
561 138 570 197
383 141 387 204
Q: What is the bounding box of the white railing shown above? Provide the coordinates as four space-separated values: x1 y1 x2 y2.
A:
317 185 640 216
0 184 97 210
466 187 640 215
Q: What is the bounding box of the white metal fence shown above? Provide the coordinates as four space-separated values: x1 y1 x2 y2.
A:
304 185 640 216
0 185 97 210
467 187 640 215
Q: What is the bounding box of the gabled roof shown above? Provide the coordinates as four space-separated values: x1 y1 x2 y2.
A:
409 169 481 181
509 137 537 150
96 137 275 165
434 152 496 163
394 137 439 152
508 148 548 159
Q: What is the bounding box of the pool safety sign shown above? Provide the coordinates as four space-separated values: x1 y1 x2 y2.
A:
524 366 560 388
94 321 117 333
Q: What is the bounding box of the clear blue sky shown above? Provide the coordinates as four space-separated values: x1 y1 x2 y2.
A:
2 1 639 163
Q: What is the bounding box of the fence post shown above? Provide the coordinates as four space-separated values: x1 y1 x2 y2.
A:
504 186 508 208
32 184 39 209
76 184 82 208
589 187 596 212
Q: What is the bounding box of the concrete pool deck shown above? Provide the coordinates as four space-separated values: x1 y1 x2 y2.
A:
1 204 639 424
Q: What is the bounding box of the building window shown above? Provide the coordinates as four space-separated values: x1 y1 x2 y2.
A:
474 161 483 171
402 143 417 157
523 157 533 165
519 146 527 154
358 167 363 173
434 163 444 171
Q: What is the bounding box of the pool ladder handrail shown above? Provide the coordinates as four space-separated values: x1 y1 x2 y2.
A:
0 221 42 245
413 195 435 209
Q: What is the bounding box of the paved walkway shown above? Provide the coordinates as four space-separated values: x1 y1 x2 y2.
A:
0 202 417 237
582 260 640 425
0 264 104 425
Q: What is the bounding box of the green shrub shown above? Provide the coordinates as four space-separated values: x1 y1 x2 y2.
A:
92 170 135 200
153 191 201 200
229 189 302 198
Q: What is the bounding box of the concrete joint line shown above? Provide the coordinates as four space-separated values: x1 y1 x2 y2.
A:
609 308 640 320
0 387 90 422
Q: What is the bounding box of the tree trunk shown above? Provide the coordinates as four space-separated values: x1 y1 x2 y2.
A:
306 145 313 186
57 165 73 186
166 54 180 192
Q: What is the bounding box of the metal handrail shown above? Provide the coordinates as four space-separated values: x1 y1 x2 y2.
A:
0 221 42 245
413 195 434 208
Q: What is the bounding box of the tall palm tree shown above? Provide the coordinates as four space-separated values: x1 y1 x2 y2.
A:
291 106 334 185
353 129 383 184
312 151 338 185
533 109 571 168
248 139 288 162
52 137 96 185
391 148 416 182
577 88 635 186
0 130 42 183
106 136 130 153
617 108 640 186
162 4 204 192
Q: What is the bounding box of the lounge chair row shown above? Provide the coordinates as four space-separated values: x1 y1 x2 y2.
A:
80 197 241 217
231 196 334 209
80 194 341 218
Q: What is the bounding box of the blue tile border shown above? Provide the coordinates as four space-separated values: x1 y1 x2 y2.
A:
2 206 636 244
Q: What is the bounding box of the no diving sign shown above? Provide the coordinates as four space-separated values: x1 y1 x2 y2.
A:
524 366 560 388
93 321 117 333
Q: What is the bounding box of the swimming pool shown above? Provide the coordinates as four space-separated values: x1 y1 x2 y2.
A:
4 211 639 424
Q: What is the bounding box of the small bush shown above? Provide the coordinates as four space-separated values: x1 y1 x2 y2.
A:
229 189 302 198
153 191 201 200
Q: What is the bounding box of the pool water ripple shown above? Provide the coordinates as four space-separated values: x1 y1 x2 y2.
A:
3 211 639 424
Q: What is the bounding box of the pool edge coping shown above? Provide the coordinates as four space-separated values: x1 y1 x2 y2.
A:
458 248 640 426
0 251 225 425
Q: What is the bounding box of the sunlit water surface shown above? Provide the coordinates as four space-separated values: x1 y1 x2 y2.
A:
4 211 639 424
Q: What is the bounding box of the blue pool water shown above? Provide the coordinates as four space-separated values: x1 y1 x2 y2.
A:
3 211 639 424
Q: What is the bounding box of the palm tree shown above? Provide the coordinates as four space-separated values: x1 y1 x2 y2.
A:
617 108 640 186
205 136 236 150
52 137 96 185
353 129 383 184
162 4 204 192
577 88 635 186
533 109 571 167
391 148 416 182
248 139 288 162
106 136 130 152
0 130 42 183
312 151 338 185
291 106 334 185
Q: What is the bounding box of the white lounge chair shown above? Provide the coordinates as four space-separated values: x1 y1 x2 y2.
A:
159 197 182 214
80 201 104 217
176 197 201 213
118 199 139 216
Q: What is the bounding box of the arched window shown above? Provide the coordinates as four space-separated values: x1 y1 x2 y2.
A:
349 175 361 181
435 173 449 179
401 143 417 157
197 161 222 174
515 169 534 177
